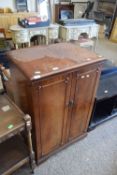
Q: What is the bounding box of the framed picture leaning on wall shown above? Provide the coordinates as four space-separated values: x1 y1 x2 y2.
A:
16 0 28 12
36 0 51 24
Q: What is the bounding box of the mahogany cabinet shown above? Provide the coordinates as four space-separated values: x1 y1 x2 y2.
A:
7 43 105 163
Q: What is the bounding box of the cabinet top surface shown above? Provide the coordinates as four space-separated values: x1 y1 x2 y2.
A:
0 95 24 140
7 43 105 80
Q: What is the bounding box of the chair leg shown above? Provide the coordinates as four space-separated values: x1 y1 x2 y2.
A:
15 44 18 49
93 39 97 52
28 42 31 47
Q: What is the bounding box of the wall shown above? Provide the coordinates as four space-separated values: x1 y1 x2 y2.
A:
0 0 16 11
74 0 97 18
0 0 97 21
0 0 36 12
27 0 36 12
53 0 96 20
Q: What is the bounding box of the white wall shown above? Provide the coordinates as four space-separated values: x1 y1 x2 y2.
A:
74 3 87 18
0 0 97 21
27 0 36 12
74 0 96 18
0 0 36 12
0 0 55 22
0 0 16 11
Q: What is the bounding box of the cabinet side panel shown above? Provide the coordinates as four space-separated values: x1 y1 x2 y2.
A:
29 85 42 161
8 64 42 161
7 64 29 114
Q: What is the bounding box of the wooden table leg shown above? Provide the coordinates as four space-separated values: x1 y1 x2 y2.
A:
24 114 36 173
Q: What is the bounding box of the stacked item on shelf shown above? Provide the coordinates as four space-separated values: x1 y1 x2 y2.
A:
59 18 96 26
18 16 50 28
110 18 117 42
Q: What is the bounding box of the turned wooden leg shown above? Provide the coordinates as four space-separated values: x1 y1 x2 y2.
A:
24 114 36 173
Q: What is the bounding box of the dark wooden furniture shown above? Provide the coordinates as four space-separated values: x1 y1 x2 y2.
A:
55 4 74 22
89 60 117 130
0 69 4 93
0 94 35 174
0 38 11 68
7 43 105 163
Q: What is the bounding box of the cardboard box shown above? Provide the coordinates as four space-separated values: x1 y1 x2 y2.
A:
98 25 105 39
110 18 117 42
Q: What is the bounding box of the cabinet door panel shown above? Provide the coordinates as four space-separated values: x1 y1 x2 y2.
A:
38 74 71 155
69 69 99 140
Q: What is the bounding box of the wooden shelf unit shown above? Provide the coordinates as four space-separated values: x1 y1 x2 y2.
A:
0 94 35 174
0 135 29 175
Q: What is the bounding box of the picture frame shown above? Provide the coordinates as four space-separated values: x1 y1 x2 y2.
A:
16 0 28 12
36 0 51 22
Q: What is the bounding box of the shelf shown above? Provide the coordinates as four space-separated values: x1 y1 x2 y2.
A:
0 135 29 175
89 112 117 130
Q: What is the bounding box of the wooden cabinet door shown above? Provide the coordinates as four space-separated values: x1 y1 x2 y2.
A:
69 69 100 140
38 74 71 156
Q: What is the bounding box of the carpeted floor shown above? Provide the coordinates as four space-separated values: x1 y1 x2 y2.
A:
14 38 117 175
14 116 117 175
95 38 117 65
